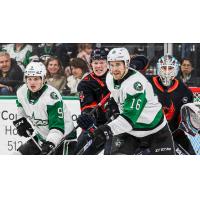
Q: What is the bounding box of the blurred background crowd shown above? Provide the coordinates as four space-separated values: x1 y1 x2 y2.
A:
0 43 200 96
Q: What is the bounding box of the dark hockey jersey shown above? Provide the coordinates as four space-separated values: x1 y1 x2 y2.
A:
148 76 193 132
77 71 110 126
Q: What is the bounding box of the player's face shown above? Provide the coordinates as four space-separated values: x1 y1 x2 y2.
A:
109 61 126 80
161 66 174 75
26 76 43 92
91 59 107 77
47 60 60 75
71 66 83 79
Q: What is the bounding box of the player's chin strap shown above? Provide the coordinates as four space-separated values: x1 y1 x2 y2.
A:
47 92 111 155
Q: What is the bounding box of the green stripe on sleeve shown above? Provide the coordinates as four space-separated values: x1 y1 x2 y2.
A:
47 101 65 133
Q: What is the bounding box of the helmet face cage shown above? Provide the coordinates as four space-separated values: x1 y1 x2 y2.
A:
24 62 47 84
157 55 180 86
107 48 130 69
91 48 110 61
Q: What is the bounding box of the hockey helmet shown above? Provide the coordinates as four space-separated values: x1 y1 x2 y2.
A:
25 61 47 83
157 54 180 86
91 47 110 61
107 47 130 68
130 55 149 72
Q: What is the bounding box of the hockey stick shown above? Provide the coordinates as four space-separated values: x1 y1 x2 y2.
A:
48 92 111 155
76 115 115 155
26 130 42 152
174 142 190 155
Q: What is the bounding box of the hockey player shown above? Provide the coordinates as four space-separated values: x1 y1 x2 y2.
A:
90 47 175 155
148 55 195 154
75 47 119 154
13 62 75 155
77 47 110 127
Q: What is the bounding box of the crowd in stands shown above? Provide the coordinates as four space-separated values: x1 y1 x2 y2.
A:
0 43 200 96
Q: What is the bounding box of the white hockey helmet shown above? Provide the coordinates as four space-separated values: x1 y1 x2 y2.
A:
107 47 130 68
157 54 180 86
24 62 47 83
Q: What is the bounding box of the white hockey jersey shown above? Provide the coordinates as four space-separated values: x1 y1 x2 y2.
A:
16 84 74 145
106 69 167 137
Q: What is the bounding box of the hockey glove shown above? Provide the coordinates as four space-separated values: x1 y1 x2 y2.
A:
77 113 96 130
13 117 34 137
93 125 113 149
104 97 120 120
40 141 55 155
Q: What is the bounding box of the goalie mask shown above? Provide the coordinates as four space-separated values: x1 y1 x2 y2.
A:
157 55 180 86
179 103 200 136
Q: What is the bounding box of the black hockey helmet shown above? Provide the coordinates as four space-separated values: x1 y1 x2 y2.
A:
130 55 149 72
91 47 110 61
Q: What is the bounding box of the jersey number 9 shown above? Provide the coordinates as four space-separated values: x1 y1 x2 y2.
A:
58 108 64 118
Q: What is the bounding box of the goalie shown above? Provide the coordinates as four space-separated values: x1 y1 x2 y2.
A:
13 62 75 155
148 55 196 154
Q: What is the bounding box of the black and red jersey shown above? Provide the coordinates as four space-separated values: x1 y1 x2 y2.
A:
148 76 193 132
77 71 110 126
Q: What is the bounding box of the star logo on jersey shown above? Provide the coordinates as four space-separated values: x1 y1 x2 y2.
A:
133 82 143 91
50 92 59 100
114 85 120 89
28 112 48 127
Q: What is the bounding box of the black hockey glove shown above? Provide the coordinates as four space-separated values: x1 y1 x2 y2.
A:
13 117 34 137
93 125 113 149
40 141 55 155
104 97 120 120
77 113 96 130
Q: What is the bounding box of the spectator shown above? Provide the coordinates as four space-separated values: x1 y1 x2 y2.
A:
178 57 200 86
2 43 33 72
46 57 66 93
77 43 93 67
31 43 71 68
66 58 89 95
0 52 24 95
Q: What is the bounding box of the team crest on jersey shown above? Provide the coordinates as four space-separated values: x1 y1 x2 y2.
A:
50 92 59 100
182 97 188 104
29 113 48 127
134 82 143 91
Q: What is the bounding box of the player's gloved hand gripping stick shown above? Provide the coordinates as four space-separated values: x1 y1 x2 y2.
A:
13 117 42 151
47 92 111 155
